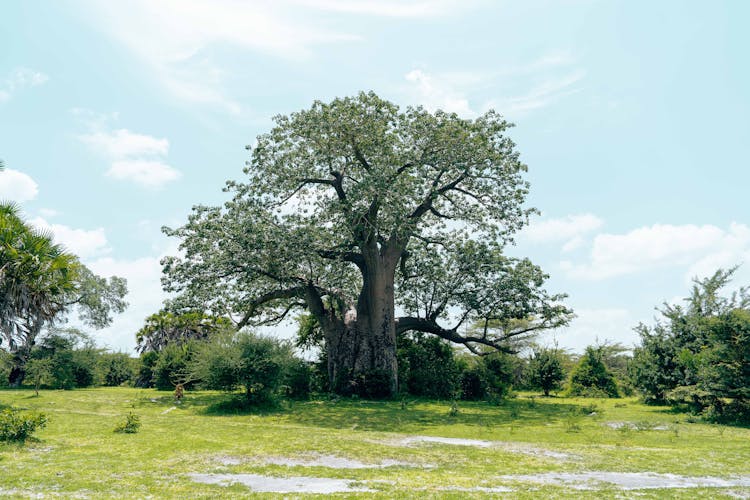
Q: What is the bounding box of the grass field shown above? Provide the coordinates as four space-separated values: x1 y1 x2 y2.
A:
1 388 749 498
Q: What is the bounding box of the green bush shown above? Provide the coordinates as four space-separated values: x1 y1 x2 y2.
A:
456 352 517 401
459 364 486 400
153 342 197 390
397 334 459 399
0 409 48 442
98 352 136 386
192 332 296 405
0 351 11 388
113 412 141 434
135 351 159 388
482 352 516 399
283 359 312 399
567 346 620 398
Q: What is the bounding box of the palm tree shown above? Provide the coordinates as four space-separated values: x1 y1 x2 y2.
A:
0 204 81 385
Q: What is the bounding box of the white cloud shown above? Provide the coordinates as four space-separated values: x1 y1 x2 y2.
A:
522 213 603 246
107 160 182 189
0 68 49 102
404 69 476 117
83 0 477 113
79 129 169 158
563 222 750 281
0 168 39 202
75 110 181 189
29 217 110 259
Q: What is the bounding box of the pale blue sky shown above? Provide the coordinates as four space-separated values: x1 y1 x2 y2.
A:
1 0 748 354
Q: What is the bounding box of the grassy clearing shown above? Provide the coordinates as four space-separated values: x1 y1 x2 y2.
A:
0 388 748 498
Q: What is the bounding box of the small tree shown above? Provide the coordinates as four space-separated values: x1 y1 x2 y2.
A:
528 347 565 396
568 345 619 398
25 358 52 396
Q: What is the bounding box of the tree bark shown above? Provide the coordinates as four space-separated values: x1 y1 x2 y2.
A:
321 249 399 397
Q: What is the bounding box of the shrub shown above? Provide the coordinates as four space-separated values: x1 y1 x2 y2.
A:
98 352 136 386
135 351 159 388
459 364 486 400
113 412 141 434
482 352 516 399
153 342 197 390
567 345 620 398
397 334 459 399
456 352 517 401
192 332 296 405
25 358 53 395
0 351 11 388
283 359 312 399
0 409 48 442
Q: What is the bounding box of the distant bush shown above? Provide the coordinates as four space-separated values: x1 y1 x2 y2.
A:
567 346 620 398
0 409 48 442
456 352 517 401
191 332 297 405
98 352 136 386
113 412 141 434
283 359 313 399
135 351 159 388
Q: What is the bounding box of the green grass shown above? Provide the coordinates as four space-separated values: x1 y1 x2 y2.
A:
0 388 749 498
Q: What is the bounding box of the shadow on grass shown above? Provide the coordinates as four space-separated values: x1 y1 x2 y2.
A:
281 397 588 433
654 405 750 429
130 389 609 432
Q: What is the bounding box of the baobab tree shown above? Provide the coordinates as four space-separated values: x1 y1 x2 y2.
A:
162 92 572 396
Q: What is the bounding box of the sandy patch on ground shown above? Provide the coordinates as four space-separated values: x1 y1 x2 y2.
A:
497 471 750 490
391 435 577 460
188 473 373 493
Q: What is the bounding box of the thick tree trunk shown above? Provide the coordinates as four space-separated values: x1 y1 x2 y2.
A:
323 252 399 397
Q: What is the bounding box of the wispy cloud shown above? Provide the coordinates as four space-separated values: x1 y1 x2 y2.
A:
402 52 585 118
76 110 181 189
493 71 586 114
294 0 477 17
0 68 48 102
81 0 477 114
80 129 169 158
81 0 362 113
107 160 182 189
